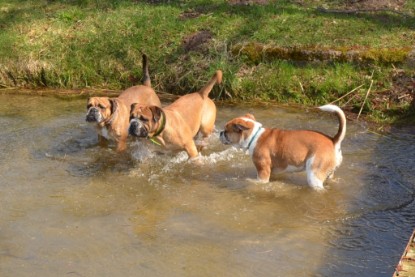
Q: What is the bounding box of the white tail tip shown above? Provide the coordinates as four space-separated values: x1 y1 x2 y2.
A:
318 104 343 113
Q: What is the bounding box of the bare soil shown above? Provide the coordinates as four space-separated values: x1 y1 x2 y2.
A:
181 30 213 53
340 0 406 11
141 0 407 9
228 0 270 5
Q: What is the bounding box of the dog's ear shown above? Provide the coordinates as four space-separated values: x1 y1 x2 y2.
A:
86 97 92 108
232 123 250 133
109 98 118 114
149 106 162 122
244 113 256 121
130 103 138 113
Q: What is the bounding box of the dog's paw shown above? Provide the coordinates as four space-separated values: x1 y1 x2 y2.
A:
188 155 204 165
245 177 269 184
328 177 341 183
309 184 326 192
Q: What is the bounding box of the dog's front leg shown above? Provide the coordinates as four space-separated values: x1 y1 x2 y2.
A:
97 134 109 148
115 136 127 152
184 141 199 159
254 158 271 183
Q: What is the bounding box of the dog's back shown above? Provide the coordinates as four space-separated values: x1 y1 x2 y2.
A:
119 85 161 108
164 70 222 136
118 54 161 108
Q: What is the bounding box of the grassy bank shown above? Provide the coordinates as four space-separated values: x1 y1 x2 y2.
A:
0 0 414 124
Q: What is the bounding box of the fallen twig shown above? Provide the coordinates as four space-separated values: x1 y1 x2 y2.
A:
343 92 359 107
298 80 304 94
357 79 374 120
330 84 364 104
398 93 411 100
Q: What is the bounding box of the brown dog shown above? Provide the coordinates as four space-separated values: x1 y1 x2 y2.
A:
86 54 161 151
128 70 222 159
219 104 346 190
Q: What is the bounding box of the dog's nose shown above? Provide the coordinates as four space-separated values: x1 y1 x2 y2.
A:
128 121 138 135
86 112 96 122
86 108 98 122
219 131 229 144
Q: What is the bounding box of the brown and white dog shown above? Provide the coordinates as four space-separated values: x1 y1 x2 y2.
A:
86 54 161 152
219 104 346 190
128 70 222 159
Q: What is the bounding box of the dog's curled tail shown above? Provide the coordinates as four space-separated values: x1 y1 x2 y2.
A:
318 104 346 147
141 54 151 87
199 70 223 98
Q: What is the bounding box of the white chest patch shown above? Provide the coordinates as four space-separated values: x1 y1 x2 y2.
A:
237 118 265 156
98 127 111 140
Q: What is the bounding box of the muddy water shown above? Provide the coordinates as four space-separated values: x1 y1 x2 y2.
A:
0 94 414 277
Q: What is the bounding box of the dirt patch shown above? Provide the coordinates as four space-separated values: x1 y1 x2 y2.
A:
341 0 406 11
371 70 415 110
341 69 415 127
295 0 407 11
228 0 270 6
179 10 201 20
182 30 212 53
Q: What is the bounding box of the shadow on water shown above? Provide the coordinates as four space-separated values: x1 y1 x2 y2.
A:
316 127 415 276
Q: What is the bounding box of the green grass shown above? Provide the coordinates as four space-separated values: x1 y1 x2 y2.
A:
0 0 414 123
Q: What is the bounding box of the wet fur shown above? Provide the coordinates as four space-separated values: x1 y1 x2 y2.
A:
86 54 161 152
220 105 346 190
129 70 222 159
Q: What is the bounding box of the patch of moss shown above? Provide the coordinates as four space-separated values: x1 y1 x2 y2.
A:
362 48 412 64
232 43 412 65
231 42 264 64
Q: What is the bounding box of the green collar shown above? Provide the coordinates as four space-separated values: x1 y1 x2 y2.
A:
148 109 166 145
149 137 162 146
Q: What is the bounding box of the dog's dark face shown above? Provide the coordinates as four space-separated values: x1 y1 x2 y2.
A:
86 97 115 124
219 114 257 146
129 104 162 138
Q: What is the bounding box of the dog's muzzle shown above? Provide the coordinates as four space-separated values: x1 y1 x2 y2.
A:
219 131 231 145
86 107 102 123
128 119 148 137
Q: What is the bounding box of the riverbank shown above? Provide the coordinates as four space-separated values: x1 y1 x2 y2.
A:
1 0 414 124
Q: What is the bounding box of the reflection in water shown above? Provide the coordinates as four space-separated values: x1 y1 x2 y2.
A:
0 94 413 276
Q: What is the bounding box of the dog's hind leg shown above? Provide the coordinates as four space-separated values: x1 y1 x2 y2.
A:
327 170 335 180
199 100 216 138
306 156 325 190
197 103 216 152
307 170 324 190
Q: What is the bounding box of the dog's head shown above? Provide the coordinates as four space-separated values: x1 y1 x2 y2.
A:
129 104 163 138
86 97 117 124
220 114 261 147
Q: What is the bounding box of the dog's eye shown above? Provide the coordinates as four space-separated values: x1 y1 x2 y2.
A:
232 124 241 133
98 104 105 109
139 116 148 122
87 104 92 109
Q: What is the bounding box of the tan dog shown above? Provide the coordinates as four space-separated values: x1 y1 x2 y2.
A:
219 104 346 190
86 54 161 152
128 70 222 159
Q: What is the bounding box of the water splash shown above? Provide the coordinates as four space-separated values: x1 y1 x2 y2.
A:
198 147 240 164
130 140 157 162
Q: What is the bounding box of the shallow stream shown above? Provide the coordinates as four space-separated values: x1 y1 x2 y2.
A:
0 94 414 276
